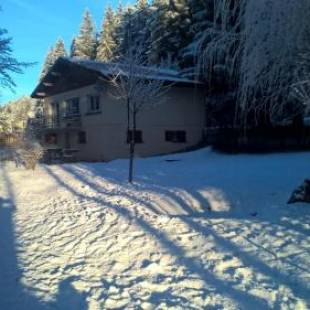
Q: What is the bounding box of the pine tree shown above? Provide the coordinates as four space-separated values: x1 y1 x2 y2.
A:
74 10 97 59
133 0 151 59
113 3 124 55
116 7 135 58
70 38 78 57
180 0 214 70
113 1 152 61
39 38 67 81
39 47 55 81
147 0 191 66
97 6 118 61
53 38 67 59
0 25 30 93
147 0 168 64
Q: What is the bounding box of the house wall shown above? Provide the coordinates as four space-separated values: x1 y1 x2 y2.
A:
43 83 206 161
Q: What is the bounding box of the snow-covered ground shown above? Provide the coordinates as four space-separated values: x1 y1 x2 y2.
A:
0 148 309 309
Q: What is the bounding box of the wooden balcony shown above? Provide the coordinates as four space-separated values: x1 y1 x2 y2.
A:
42 115 82 131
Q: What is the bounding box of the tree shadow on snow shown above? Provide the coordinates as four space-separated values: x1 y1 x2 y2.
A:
0 166 47 310
42 164 274 309
56 162 310 305
0 165 88 310
52 276 88 310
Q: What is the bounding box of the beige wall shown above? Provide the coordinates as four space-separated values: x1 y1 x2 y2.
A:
43 83 206 161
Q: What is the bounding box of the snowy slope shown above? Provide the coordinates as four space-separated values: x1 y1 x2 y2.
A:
0 148 309 309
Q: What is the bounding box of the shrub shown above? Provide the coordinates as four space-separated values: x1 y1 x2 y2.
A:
13 141 44 170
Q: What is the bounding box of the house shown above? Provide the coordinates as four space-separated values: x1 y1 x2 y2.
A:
31 57 206 162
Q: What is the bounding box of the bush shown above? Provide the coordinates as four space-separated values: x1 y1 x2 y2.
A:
13 141 44 170
0 136 44 170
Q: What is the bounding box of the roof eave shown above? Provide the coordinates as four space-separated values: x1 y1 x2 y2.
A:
31 57 204 99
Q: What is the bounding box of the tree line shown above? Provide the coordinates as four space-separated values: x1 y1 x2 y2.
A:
40 0 215 80
38 0 310 129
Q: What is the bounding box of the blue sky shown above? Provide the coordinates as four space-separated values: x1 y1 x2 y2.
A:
1 0 132 104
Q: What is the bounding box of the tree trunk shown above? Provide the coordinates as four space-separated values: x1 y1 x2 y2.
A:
128 141 134 183
128 112 136 183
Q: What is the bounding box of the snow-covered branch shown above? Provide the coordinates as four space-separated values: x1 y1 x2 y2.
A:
199 0 310 127
109 48 170 182
110 49 170 115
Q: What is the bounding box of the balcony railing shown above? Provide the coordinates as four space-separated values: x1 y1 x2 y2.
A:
63 112 81 120
43 117 60 129
43 116 81 130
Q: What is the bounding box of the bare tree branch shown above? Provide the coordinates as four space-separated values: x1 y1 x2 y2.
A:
109 47 171 182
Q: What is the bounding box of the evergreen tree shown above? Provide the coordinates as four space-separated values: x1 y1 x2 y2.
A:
70 38 78 57
39 38 67 81
113 3 124 56
147 0 191 66
114 2 152 61
74 10 97 59
97 6 118 61
132 0 151 59
39 47 55 81
180 0 214 70
116 7 136 58
53 38 67 59
147 0 168 64
0 24 30 93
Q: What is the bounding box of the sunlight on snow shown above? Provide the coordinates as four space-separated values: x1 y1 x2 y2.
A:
0 149 309 309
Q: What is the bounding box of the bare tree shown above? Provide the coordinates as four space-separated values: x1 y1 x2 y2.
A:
110 49 170 183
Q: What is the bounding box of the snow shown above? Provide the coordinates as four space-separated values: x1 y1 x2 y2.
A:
65 57 202 85
0 148 310 309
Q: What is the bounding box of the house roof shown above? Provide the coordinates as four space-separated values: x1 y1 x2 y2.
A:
31 57 202 99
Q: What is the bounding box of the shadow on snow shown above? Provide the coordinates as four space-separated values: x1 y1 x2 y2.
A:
0 165 87 310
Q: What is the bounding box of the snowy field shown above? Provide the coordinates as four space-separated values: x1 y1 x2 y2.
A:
0 148 309 310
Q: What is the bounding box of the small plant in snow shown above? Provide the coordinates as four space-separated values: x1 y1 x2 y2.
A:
13 140 44 170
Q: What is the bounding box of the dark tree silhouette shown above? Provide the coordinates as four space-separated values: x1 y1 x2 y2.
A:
0 8 33 94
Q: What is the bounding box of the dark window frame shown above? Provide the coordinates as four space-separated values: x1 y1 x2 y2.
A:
127 130 143 144
65 97 80 117
87 95 101 113
165 130 187 143
78 131 87 144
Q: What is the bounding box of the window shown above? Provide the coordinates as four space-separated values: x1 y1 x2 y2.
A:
165 130 187 143
52 102 60 122
78 131 87 144
88 95 101 113
45 133 57 144
127 130 143 144
65 98 80 116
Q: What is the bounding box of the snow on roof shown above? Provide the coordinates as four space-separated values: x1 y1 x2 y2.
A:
64 57 202 85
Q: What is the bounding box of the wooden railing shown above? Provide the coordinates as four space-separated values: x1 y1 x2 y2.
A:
43 116 81 130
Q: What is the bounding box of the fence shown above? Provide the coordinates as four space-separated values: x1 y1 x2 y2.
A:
0 133 23 147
